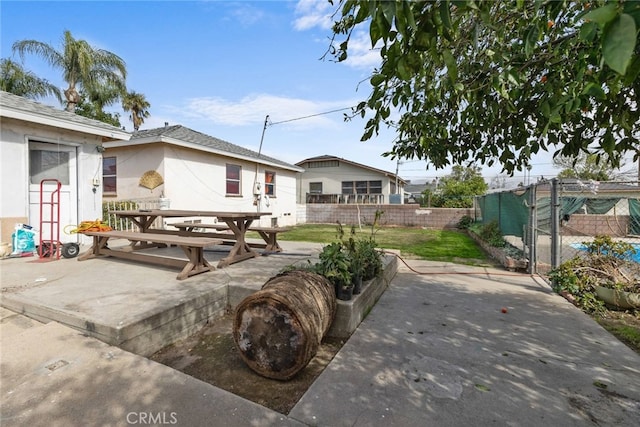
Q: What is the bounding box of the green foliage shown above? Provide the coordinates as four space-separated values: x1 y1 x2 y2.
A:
356 238 383 280
598 322 640 350
122 90 151 131
478 221 506 248
583 234 636 259
430 166 488 208
276 224 490 266
312 217 387 293
548 258 606 315
75 94 122 127
548 234 638 315
102 201 138 230
0 58 63 103
330 0 640 174
457 215 475 230
554 153 616 181
336 221 384 281
13 30 127 112
315 241 353 288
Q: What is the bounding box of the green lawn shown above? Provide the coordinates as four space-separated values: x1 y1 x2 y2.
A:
254 224 495 266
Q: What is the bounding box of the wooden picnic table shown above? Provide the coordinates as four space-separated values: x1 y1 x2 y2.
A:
78 230 222 280
169 222 291 252
109 209 272 267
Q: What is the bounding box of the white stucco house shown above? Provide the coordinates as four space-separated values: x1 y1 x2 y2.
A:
296 155 406 205
102 124 304 227
0 91 131 246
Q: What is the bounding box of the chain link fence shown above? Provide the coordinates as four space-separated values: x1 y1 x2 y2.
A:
475 179 640 275
553 179 640 269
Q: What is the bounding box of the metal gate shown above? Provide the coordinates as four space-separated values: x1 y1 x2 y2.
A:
476 179 640 275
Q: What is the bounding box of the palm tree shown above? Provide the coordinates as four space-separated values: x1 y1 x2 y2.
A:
12 30 127 112
122 91 150 131
0 58 63 103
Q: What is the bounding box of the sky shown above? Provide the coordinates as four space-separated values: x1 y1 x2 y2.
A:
1 0 633 185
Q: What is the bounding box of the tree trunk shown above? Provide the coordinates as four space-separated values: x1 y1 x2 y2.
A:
233 270 337 380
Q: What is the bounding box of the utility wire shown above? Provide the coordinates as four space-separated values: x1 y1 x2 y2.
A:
268 106 355 126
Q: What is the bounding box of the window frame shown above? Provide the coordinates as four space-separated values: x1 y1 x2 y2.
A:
102 156 117 195
341 180 383 194
226 163 242 196
264 170 276 197
309 182 323 194
341 181 354 194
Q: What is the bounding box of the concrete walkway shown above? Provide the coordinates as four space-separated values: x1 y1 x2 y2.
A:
1 246 639 426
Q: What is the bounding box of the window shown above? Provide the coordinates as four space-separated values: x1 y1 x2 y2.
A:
341 180 383 194
226 164 241 195
308 160 339 168
309 182 323 194
103 157 117 194
30 149 70 185
341 181 354 194
265 171 275 196
355 181 368 194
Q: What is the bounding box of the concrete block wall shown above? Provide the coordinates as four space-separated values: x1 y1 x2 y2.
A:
562 214 630 237
301 204 473 229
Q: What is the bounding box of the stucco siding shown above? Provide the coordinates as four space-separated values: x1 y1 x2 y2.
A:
104 144 166 200
105 145 298 227
297 161 398 204
0 117 105 244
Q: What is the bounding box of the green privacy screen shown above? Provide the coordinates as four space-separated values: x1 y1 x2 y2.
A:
477 189 530 238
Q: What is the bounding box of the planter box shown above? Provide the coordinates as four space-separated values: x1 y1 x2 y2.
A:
327 254 398 339
467 230 528 272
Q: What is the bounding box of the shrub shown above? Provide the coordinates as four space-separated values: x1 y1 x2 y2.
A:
478 221 506 248
548 235 640 315
457 215 474 229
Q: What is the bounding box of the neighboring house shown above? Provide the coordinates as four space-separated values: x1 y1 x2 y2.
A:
295 155 406 204
403 180 436 204
102 124 304 227
0 91 130 245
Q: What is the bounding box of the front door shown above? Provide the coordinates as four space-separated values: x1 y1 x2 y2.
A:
28 141 78 244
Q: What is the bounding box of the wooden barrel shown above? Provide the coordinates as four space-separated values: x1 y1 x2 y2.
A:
233 270 337 380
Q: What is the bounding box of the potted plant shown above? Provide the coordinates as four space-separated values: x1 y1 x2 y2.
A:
315 242 353 300
347 239 368 295
359 238 383 281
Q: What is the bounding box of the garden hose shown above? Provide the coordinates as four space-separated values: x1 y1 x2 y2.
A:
65 220 113 234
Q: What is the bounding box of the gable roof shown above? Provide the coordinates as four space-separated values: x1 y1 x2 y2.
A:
296 154 407 185
0 91 131 142
404 182 431 194
104 124 303 173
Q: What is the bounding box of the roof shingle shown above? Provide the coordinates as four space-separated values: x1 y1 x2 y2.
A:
131 125 301 171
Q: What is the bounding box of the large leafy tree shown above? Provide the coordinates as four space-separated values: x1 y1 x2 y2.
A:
0 58 63 103
329 0 640 175
12 30 127 112
553 153 617 180
122 91 151 131
74 92 122 128
427 165 488 207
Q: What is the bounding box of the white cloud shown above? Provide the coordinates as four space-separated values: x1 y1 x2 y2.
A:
226 2 266 27
180 94 358 128
293 0 379 71
293 0 336 30
341 30 381 70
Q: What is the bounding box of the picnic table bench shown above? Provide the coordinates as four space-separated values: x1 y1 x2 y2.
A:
169 222 292 252
109 210 273 268
78 230 222 280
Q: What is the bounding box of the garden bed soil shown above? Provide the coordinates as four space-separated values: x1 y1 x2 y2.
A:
149 313 346 415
